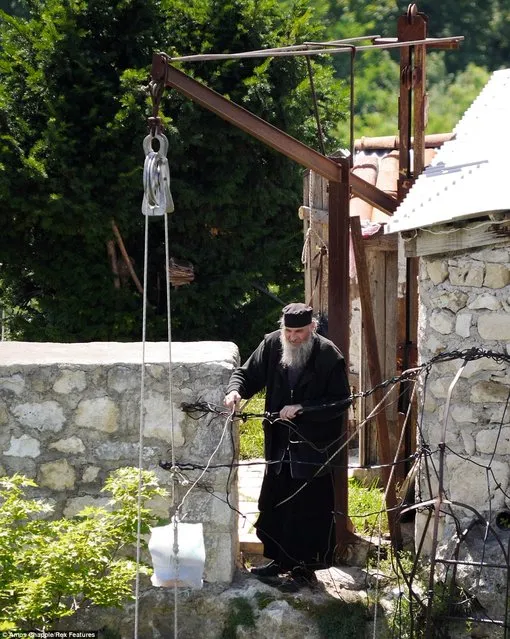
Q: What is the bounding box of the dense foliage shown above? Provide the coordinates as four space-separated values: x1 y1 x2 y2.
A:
0 467 167 631
0 0 346 355
0 0 505 354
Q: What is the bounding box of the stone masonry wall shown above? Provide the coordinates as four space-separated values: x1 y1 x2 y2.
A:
0 341 240 584
417 242 510 552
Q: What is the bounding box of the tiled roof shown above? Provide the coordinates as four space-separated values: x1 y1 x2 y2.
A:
350 147 438 224
384 68 510 234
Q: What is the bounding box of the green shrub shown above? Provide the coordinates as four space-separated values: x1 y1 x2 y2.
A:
0 467 167 631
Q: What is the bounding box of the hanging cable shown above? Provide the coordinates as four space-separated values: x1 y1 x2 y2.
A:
134 212 150 639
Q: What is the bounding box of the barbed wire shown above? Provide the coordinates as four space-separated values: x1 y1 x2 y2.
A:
168 347 510 636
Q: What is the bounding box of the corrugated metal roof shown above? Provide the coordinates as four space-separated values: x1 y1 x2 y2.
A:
385 68 510 234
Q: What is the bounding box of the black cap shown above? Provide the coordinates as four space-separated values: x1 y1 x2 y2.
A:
282 303 313 328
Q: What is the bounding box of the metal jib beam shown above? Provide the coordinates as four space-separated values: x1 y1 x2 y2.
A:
151 55 398 216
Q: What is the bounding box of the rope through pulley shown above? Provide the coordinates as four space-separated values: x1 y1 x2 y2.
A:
142 78 174 216
142 132 174 216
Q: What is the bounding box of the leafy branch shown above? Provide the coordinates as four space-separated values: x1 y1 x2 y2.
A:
0 467 167 632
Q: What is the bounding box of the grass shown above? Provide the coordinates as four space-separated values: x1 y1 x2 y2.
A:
239 392 265 460
348 476 389 535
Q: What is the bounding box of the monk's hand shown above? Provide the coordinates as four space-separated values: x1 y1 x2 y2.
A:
224 390 241 412
279 404 303 420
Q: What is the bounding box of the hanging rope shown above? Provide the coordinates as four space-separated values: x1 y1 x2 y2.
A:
305 57 326 156
134 213 150 639
135 76 182 638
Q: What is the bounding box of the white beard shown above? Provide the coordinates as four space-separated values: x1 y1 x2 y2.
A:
280 332 314 369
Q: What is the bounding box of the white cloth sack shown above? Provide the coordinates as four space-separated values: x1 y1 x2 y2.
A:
148 521 205 589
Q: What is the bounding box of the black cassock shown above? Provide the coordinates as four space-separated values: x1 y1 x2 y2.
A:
255 462 336 569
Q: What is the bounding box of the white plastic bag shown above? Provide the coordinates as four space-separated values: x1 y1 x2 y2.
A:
148 520 206 589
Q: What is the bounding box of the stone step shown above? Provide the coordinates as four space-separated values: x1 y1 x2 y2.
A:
239 533 263 555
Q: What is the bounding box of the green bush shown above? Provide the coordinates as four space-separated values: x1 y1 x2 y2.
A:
312 599 368 639
0 467 167 632
0 0 346 356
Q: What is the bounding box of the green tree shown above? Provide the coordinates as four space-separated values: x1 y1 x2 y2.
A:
0 0 347 356
0 0 170 342
0 0 26 17
312 0 401 143
417 0 507 73
0 468 167 631
426 57 490 133
314 1 495 141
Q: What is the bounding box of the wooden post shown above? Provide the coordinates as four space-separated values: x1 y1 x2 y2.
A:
397 5 428 198
328 157 356 552
397 5 427 470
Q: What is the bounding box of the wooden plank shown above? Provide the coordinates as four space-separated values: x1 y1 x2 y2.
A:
385 250 405 487
360 249 385 466
351 216 402 549
396 10 427 198
403 221 510 257
298 205 329 224
358 234 396 468
385 251 399 402
302 173 329 311
302 172 312 306
364 233 398 252
328 159 350 353
397 18 412 201
413 37 427 177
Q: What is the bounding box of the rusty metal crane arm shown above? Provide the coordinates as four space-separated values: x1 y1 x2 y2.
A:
151 54 397 216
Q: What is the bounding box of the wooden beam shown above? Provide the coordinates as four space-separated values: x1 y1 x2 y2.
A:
403 219 510 257
354 133 454 151
363 231 398 252
298 205 329 225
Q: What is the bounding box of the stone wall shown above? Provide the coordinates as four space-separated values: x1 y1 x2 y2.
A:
0 341 240 584
417 242 510 552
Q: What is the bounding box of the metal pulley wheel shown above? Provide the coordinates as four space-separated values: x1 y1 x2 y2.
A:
142 132 174 216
